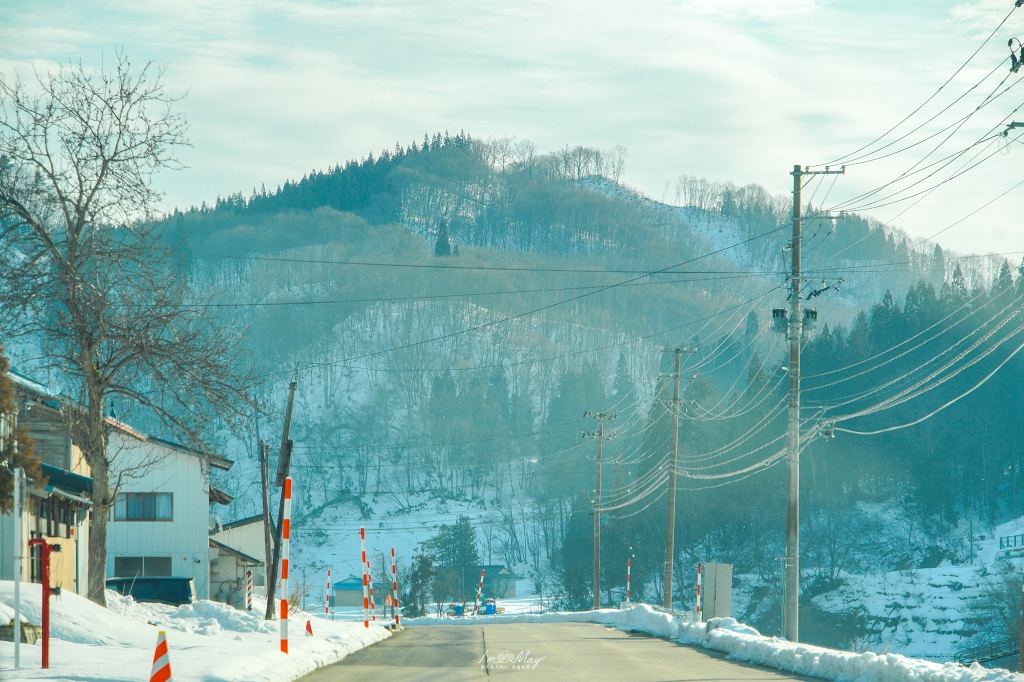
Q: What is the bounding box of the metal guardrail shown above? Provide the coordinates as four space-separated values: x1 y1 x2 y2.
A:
999 534 1024 550
954 638 1019 666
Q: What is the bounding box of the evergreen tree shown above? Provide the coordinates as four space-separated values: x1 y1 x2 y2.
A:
434 220 452 257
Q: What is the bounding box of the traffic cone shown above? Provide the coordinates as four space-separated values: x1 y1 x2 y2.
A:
150 631 172 682
305 620 313 637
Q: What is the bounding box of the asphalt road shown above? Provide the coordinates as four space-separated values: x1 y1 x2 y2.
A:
300 622 816 681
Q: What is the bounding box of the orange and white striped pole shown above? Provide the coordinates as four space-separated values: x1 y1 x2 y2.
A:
391 548 400 628
474 570 485 614
149 631 172 682
368 559 376 621
360 527 369 628
626 559 631 603
325 569 331 618
695 562 703 622
280 477 293 653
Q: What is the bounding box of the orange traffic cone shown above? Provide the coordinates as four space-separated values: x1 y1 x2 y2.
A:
305 620 314 637
150 631 172 682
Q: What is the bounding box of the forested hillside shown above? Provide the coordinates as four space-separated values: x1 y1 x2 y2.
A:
169 133 1024 650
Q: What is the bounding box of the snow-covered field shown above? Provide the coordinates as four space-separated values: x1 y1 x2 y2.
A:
409 604 1024 682
0 581 389 682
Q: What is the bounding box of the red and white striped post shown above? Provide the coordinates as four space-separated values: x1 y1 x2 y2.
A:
391 548 400 629
245 570 253 611
626 559 631 603
280 477 293 653
474 570 485 615
368 559 377 621
695 562 703 622
360 527 369 628
325 569 331 618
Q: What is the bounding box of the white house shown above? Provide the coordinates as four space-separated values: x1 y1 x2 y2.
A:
209 515 268 587
105 429 233 600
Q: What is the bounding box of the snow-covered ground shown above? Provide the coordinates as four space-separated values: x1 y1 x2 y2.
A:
409 604 1023 682
806 515 1024 659
0 581 389 681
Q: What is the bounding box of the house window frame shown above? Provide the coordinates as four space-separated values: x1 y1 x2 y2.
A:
113 492 174 522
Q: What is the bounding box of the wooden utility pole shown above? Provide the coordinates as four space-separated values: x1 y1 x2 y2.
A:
784 164 843 642
784 164 803 642
265 380 298 621
584 411 615 610
1018 567 1024 672
259 440 274 619
663 348 681 609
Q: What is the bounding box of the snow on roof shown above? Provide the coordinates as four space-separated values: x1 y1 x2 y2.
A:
7 369 57 399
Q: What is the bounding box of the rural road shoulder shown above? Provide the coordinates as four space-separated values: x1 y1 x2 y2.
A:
300 622 818 681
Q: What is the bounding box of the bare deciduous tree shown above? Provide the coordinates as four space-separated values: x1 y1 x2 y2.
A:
0 54 255 604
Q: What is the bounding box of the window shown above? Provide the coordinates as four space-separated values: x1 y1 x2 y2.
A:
113 493 173 521
113 556 173 577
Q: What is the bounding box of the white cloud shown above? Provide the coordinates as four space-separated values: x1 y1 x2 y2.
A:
3 0 1024 256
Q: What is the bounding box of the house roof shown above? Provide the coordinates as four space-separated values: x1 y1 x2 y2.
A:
475 565 513 575
333 575 365 590
148 436 234 471
7 370 233 471
8 370 57 400
220 515 264 531
39 463 93 496
209 538 263 566
208 486 233 506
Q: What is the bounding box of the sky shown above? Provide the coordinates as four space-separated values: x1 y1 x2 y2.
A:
2 0 1024 258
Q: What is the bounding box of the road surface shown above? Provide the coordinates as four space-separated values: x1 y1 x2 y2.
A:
300 622 816 681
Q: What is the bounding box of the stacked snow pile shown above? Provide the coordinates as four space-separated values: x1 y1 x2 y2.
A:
107 591 281 636
0 581 390 682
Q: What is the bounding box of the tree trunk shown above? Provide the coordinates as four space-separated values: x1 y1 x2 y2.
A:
85 385 109 606
87 455 109 605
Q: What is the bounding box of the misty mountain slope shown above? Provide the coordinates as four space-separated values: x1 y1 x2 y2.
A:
166 134 1024 659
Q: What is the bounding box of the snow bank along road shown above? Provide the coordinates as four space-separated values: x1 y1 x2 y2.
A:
300 622 815 681
304 605 1024 682
0 581 390 682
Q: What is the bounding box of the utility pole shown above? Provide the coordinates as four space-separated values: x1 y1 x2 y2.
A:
662 346 695 610
784 164 843 642
259 440 274 619
662 349 681 609
265 379 298 621
584 411 616 610
1018 568 1024 672
13 465 23 669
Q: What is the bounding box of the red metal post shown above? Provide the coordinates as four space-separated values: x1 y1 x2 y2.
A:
28 539 51 669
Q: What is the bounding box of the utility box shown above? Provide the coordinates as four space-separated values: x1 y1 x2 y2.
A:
703 563 732 619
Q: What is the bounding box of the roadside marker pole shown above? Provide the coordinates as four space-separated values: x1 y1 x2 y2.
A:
245 570 253 611
360 527 369 628
626 559 631 603
325 569 331 619
474 570 485 615
280 477 293 653
695 562 703 622
391 548 400 629
368 559 376 621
